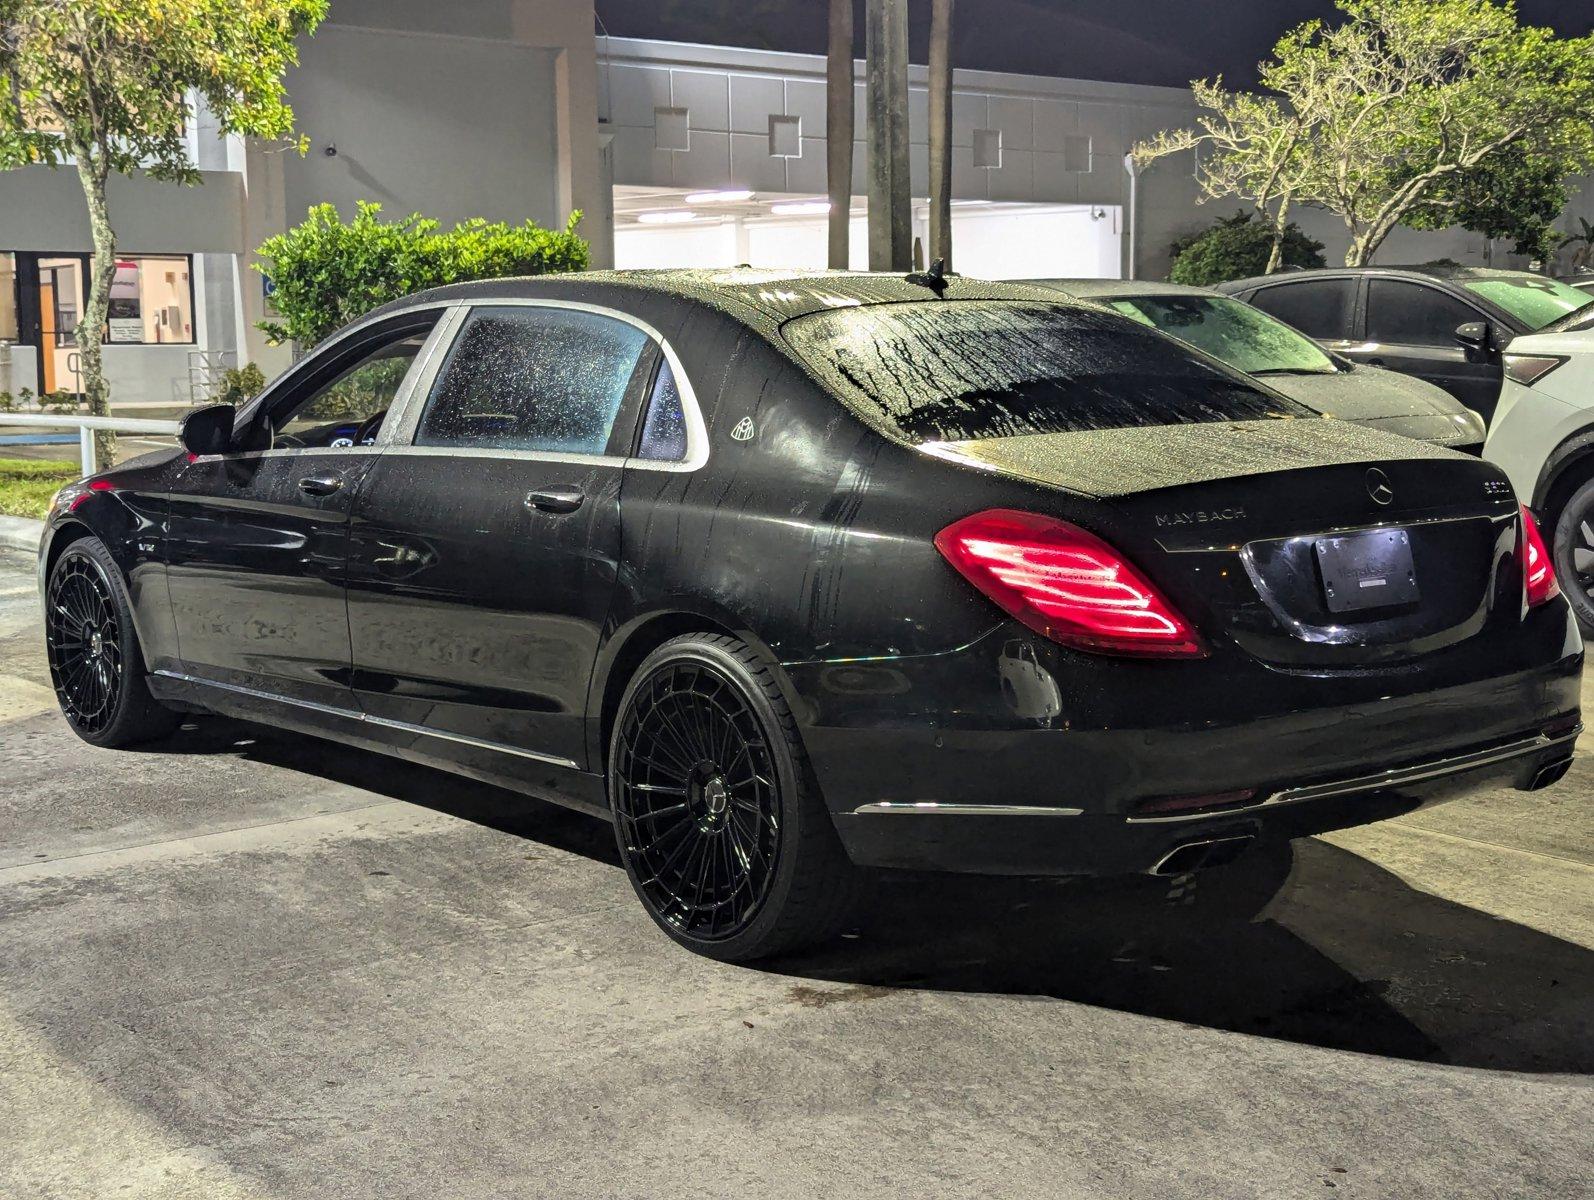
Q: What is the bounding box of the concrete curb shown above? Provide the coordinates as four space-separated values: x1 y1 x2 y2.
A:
0 515 44 554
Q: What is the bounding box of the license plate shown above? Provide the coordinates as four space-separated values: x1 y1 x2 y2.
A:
1314 528 1419 614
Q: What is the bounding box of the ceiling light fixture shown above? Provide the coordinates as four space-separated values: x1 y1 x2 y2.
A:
770 200 832 216
635 210 700 224
684 189 754 204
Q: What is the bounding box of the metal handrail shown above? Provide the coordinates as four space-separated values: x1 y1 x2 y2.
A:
0 412 182 477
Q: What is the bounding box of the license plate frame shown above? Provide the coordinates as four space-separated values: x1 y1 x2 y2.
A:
1314 528 1419 614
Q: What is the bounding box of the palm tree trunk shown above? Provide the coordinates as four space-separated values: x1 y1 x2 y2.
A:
927 0 954 271
74 149 117 471
826 0 854 270
865 0 911 271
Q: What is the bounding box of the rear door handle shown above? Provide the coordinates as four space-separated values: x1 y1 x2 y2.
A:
298 473 345 497
526 486 584 514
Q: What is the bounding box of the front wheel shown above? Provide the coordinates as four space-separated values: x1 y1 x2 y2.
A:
44 537 179 747
608 633 860 962
1550 477 1594 635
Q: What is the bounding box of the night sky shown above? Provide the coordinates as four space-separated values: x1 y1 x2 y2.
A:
594 1 1594 90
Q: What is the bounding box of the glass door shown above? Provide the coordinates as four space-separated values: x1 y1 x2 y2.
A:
36 255 89 395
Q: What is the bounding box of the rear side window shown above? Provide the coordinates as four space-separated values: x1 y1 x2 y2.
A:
416 306 650 454
1247 279 1355 340
782 301 1311 444
1365 280 1481 346
637 360 688 461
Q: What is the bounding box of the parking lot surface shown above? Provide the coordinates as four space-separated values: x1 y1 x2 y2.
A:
1 544 1591 1199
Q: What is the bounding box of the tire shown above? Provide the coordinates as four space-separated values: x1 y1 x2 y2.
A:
1550 477 1594 635
44 536 180 748
607 633 861 962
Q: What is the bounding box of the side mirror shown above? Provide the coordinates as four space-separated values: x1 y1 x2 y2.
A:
178 403 235 457
1455 320 1494 363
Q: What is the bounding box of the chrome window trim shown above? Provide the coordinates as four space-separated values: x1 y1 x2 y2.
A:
152 669 582 771
385 297 710 474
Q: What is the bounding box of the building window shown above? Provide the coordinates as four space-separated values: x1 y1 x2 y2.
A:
106 255 195 344
768 114 802 158
655 106 690 152
1062 135 1093 173
0 253 17 342
973 128 1003 170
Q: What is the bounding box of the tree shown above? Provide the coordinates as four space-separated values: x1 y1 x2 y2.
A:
256 201 589 349
1167 211 1326 286
1402 144 1568 261
1136 0 1594 270
0 0 326 469
927 0 954 271
826 0 853 269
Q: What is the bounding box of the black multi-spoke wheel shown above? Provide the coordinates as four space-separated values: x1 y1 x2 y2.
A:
1552 479 1594 634
44 538 178 747
609 634 861 961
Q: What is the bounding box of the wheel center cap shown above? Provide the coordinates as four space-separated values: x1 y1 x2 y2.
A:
703 777 729 817
88 628 103 657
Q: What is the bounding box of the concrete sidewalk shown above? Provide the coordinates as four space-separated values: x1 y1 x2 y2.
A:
0 515 42 554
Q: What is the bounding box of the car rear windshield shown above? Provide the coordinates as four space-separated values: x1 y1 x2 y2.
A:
1105 295 1337 376
1460 276 1591 331
782 300 1312 443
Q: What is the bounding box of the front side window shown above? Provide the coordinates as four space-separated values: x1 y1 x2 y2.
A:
1245 278 1356 340
106 255 194 344
272 325 435 449
1106 295 1336 376
416 306 650 455
1365 280 1481 347
783 301 1311 444
1462 275 1592 332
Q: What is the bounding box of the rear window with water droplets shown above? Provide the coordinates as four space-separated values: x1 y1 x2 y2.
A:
782 301 1311 443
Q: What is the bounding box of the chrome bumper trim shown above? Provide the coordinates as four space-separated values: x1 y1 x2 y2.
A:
152 670 581 770
851 801 1084 817
1129 727 1582 824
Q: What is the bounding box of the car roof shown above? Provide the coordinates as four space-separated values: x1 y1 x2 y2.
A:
1219 264 1546 291
1026 278 1219 300
366 268 1080 333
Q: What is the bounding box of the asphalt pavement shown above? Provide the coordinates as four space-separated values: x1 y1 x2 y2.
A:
1 544 1590 1199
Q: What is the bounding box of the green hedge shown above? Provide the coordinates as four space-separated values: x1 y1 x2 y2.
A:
1167 211 1325 286
255 201 590 347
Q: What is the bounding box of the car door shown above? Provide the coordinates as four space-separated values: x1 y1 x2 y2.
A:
344 301 660 773
1243 276 1358 345
1359 278 1503 419
163 308 448 708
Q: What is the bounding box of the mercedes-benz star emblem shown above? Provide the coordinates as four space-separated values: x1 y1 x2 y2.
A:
1366 467 1394 506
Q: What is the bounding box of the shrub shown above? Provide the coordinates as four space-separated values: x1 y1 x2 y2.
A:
210 362 268 406
40 390 80 412
1167 211 1325 286
256 201 590 347
0 391 14 413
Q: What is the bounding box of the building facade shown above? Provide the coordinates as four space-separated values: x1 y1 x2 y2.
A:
0 0 1588 411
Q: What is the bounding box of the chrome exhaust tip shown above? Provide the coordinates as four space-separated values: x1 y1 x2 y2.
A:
1148 833 1254 877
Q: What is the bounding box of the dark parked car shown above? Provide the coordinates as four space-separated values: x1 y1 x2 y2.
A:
1217 266 1594 423
1030 278 1486 451
39 270 1582 961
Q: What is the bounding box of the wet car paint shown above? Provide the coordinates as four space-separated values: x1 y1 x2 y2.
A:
39 271 1583 878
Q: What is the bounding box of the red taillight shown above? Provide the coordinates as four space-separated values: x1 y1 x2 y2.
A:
1521 504 1560 608
934 508 1206 658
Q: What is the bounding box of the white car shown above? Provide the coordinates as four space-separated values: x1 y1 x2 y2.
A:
1485 301 1594 629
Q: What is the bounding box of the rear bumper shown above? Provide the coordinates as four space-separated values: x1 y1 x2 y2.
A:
828 725 1578 876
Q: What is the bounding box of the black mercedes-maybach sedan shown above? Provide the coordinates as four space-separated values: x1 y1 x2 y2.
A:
39 270 1582 960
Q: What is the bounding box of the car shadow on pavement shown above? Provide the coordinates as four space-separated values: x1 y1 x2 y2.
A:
150 718 1592 1076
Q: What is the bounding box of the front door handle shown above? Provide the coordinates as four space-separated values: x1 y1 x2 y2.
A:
526 486 584 514
298 473 345 497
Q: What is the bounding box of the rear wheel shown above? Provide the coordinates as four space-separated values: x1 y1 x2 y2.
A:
1550 477 1594 634
608 633 860 961
45 537 179 747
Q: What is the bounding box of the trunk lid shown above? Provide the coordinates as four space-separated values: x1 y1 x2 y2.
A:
929 419 1523 667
